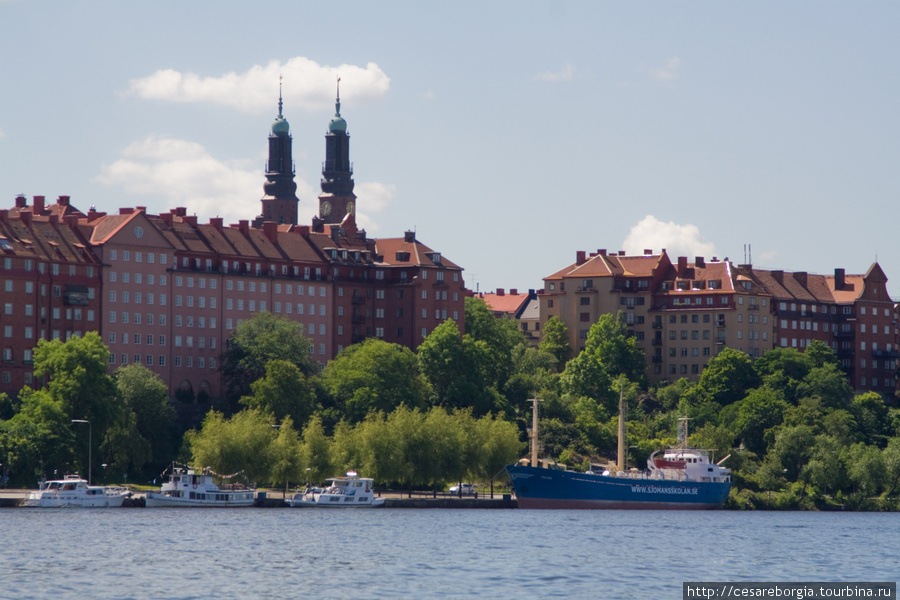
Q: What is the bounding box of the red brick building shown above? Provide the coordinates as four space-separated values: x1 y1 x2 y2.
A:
0 93 465 406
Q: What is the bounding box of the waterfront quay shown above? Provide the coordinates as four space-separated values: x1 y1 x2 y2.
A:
0 489 517 509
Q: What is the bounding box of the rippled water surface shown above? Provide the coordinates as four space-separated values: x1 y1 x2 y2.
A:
3 509 898 599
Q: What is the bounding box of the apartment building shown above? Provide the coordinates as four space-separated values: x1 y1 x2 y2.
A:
0 92 465 404
540 248 896 395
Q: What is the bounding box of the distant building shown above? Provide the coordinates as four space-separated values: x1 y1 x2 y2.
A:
475 288 539 344
540 248 897 396
0 89 465 411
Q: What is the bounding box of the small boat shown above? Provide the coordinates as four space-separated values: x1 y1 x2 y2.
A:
144 464 255 507
21 475 128 508
289 472 385 508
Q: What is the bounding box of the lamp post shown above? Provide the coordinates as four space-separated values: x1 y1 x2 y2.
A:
71 419 91 485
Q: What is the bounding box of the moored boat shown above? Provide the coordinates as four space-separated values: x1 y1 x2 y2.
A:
21 475 129 508
145 464 255 507
289 472 385 508
507 400 731 509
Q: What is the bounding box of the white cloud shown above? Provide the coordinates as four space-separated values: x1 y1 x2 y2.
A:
535 64 579 83
94 135 315 224
353 181 395 233
652 56 681 81
126 57 390 114
622 215 717 260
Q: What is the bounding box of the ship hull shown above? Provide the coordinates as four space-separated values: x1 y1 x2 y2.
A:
506 465 730 510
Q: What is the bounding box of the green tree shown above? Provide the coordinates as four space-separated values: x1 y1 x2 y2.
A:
115 363 177 476
0 388 74 486
753 347 811 403
802 435 847 496
32 333 119 481
188 409 274 483
851 392 889 447
770 425 816 481
319 339 431 422
269 416 304 495
219 311 316 412
464 296 526 390
845 442 886 497
584 313 646 384
472 414 524 495
299 415 333 485
735 387 790 455
695 348 760 407
241 359 317 429
417 320 505 417
538 316 571 370
796 363 853 410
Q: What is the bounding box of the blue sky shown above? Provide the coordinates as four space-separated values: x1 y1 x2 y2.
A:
2 1 899 295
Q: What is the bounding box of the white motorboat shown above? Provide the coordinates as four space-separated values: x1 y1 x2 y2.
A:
21 475 128 508
290 472 385 508
145 464 255 507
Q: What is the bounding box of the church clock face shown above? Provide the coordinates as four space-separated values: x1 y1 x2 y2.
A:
321 201 332 216
347 201 355 215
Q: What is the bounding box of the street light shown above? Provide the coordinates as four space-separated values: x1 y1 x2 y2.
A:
71 419 91 485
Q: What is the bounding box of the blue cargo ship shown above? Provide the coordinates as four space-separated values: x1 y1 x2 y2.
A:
508 405 731 509
507 448 731 510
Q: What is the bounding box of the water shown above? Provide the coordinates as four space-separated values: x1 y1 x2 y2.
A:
2 509 897 599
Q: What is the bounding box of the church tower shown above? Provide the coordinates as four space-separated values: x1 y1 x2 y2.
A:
318 78 356 224
259 80 299 225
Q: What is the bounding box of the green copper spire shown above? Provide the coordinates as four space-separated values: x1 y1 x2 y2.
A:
329 76 347 133
271 75 290 137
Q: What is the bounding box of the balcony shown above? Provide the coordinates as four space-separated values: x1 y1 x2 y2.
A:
351 294 366 305
873 349 900 359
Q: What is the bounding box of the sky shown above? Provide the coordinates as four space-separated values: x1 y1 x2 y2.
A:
2 1 899 296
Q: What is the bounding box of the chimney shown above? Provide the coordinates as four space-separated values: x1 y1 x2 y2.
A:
834 268 846 290
238 220 249 235
644 249 653 255
64 215 79 228
33 195 45 214
184 215 198 227
136 206 146 213
576 250 586 265
57 195 70 206
794 272 808 288
598 249 607 256
695 256 705 268
404 230 416 243
0 209 7 222
497 288 505 296
20 209 32 226
677 256 688 275
210 217 224 232
771 270 784 284
48 214 59 227
174 207 187 217
618 250 625 256
159 213 173 226
119 208 134 215
262 221 278 243
510 288 518 295
16 195 27 208
296 225 310 237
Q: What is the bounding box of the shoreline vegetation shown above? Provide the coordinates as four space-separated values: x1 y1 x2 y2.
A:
3 302 900 511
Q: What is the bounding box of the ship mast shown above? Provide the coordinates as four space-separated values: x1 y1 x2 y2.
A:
616 386 626 473
529 398 542 467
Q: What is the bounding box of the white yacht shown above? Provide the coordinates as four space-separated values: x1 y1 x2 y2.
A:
21 475 128 508
145 464 255 507
290 472 385 508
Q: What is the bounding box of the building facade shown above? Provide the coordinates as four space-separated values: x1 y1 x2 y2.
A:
540 248 897 395
0 94 465 406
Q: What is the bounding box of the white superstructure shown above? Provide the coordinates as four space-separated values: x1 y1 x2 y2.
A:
290 473 385 508
145 464 255 507
21 475 128 508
